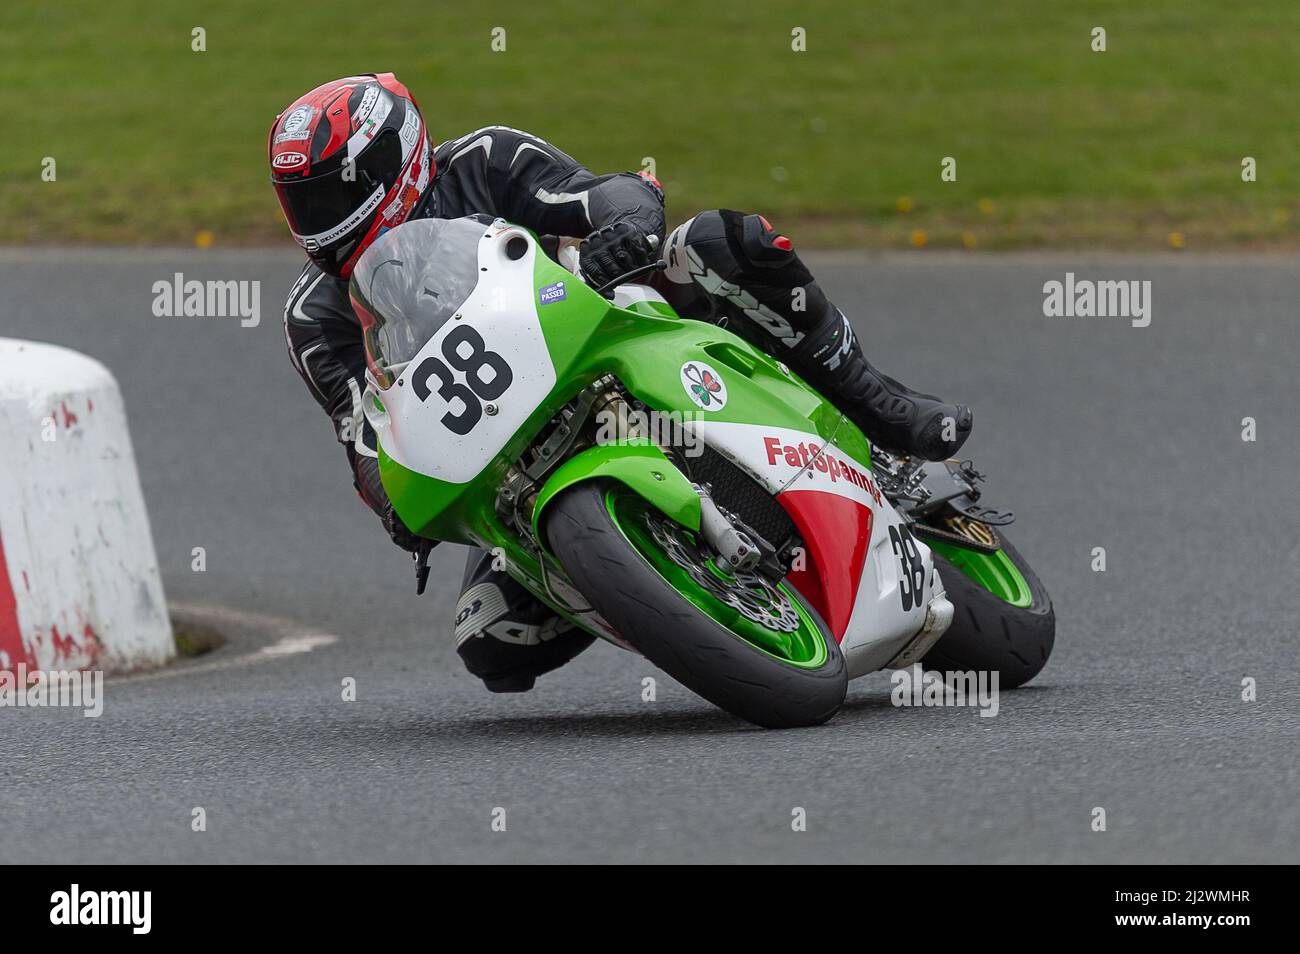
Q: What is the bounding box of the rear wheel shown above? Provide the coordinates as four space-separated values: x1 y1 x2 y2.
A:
544 481 847 728
922 536 1054 688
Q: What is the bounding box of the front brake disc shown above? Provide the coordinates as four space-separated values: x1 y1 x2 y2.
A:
645 512 800 633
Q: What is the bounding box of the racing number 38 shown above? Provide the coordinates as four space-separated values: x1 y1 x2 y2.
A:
411 325 514 435
889 524 927 612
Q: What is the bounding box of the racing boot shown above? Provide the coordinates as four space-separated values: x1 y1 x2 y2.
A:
454 549 595 693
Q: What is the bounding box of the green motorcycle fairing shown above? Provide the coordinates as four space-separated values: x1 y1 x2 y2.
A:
354 217 1026 650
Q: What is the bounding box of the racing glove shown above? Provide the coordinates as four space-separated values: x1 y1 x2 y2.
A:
579 221 657 289
382 501 425 553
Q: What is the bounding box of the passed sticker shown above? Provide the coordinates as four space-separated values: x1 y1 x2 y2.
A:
538 281 566 305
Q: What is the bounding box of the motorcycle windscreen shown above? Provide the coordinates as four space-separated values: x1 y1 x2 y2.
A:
349 217 486 389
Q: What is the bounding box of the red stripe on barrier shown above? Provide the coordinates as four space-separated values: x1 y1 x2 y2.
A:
0 531 30 670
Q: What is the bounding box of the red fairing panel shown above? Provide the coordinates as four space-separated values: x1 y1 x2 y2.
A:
777 489 873 642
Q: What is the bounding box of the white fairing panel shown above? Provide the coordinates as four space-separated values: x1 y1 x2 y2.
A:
611 283 671 310
840 484 943 677
687 419 942 678
364 225 557 484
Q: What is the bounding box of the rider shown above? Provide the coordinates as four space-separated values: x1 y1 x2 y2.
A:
270 73 973 693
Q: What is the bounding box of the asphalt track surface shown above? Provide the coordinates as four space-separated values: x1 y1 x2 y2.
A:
1 247 1296 864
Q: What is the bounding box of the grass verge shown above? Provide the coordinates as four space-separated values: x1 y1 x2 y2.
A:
3 1 1296 250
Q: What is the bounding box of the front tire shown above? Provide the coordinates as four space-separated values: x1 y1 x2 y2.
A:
544 481 847 729
922 536 1055 688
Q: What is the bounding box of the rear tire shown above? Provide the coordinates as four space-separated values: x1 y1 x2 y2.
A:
544 481 847 728
922 537 1055 688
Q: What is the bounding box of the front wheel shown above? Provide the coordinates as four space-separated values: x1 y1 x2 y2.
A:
544 481 847 729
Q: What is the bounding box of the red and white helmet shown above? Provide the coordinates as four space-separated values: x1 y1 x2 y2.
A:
268 73 433 277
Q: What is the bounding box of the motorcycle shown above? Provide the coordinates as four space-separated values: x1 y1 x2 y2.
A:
352 215 1054 728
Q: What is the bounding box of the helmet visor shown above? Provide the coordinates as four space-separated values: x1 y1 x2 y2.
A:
274 128 405 243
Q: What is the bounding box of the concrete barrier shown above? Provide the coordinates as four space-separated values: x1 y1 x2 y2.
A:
0 338 173 673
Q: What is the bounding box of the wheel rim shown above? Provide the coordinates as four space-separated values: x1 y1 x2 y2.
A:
928 540 1034 607
604 489 828 668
